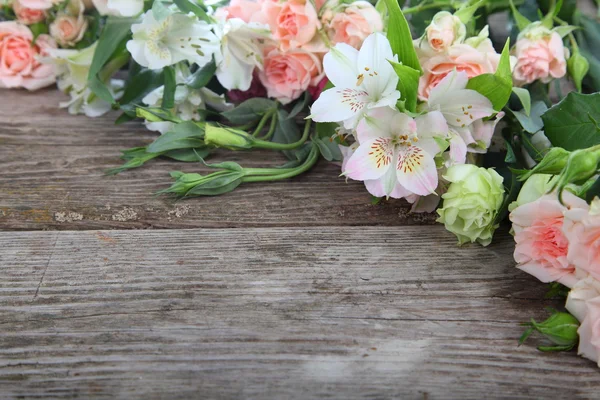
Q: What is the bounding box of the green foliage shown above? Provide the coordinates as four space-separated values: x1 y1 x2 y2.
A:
313 122 343 162
389 61 420 113
511 87 531 116
542 92 600 151
466 40 512 111
221 98 278 124
187 59 217 89
161 66 176 109
509 0 531 31
383 0 421 72
118 68 165 115
173 0 211 22
147 121 206 153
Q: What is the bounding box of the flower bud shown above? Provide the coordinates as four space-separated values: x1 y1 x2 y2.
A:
520 311 579 350
160 170 245 197
568 50 590 92
554 147 600 201
204 124 253 150
425 11 466 52
517 147 570 181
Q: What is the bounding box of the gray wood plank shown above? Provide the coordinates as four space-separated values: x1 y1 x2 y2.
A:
1 226 598 399
0 89 435 230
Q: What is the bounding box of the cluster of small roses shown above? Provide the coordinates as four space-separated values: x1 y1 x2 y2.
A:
0 0 127 91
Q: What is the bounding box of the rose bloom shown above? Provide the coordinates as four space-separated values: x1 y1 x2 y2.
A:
50 13 88 47
258 46 323 104
12 0 46 24
513 28 568 85
418 39 501 100
572 294 600 365
214 0 262 22
322 1 383 49
0 22 56 90
510 191 588 288
18 0 55 9
425 11 466 52
563 198 600 281
262 0 321 52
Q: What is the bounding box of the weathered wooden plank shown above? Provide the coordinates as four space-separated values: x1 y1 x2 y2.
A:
0 89 435 230
1 226 598 398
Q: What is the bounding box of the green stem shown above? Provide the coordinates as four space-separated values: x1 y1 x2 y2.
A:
251 110 275 137
259 112 278 140
235 121 258 131
402 1 449 14
251 119 312 151
242 144 319 183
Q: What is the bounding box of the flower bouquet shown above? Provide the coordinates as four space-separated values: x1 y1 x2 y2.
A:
2 0 600 367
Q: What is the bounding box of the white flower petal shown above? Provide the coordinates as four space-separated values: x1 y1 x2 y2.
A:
323 43 359 88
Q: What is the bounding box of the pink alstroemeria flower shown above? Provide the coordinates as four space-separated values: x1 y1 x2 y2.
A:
343 108 448 197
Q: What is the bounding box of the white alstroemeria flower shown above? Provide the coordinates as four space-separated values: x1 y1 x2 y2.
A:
127 11 219 70
92 0 143 17
423 70 495 165
343 107 448 197
213 18 270 91
142 63 232 133
62 80 124 117
310 32 400 129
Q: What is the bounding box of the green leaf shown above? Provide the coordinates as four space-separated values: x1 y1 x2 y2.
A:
164 147 211 162
542 0 563 29
88 17 135 104
389 61 420 113
509 0 532 31
466 39 512 110
586 176 600 202
29 22 48 40
221 98 278 124
273 109 302 160
119 68 165 112
147 121 205 153
454 0 485 24
173 0 211 22
553 25 578 38
161 65 176 109
383 0 421 72
287 91 310 120
314 122 343 161
512 87 531 116
542 92 600 151
186 172 245 196
106 147 163 175
187 58 216 89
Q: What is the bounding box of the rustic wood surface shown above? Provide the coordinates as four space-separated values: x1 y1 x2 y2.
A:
0 89 435 231
2 88 600 398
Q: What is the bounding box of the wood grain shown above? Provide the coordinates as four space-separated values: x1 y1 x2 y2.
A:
0 89 435 230
1 226 598 399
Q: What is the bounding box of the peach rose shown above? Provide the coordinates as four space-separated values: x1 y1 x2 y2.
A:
322 1 383 49
258 46 323 104
510 191 588 288
418 39 501 100
214 0 262 23
18 0 54 9
12 0 46 24
563 198 600 281
513 28 568 85
425 11 466 52
0 22 56 90
262 0 321 52
50 12 88 47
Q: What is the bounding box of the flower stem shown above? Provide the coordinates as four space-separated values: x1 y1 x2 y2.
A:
242 144 319 183
259 112 278 140
251 110 276 137
251 119 312 150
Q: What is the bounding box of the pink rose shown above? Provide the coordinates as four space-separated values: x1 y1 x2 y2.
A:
18 0 55 9
563 200 600 281
0 22 56 90
574 296 600 365
215 0 262 23
513 30 567 85
12 0 46 24
322 1 383 49
510 192 588 288
258 46 323 104
262 0 321 52
425 11 466 52
418 39 501 100
50 12 88 47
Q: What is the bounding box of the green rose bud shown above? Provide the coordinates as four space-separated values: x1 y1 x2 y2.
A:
437 164 505 246
517 147 570 182
204 124 254 150
160 170 245 197
519 311 579 352
135 107 182 123
554 146 600 202
508 173 557 212
568 50 590 92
